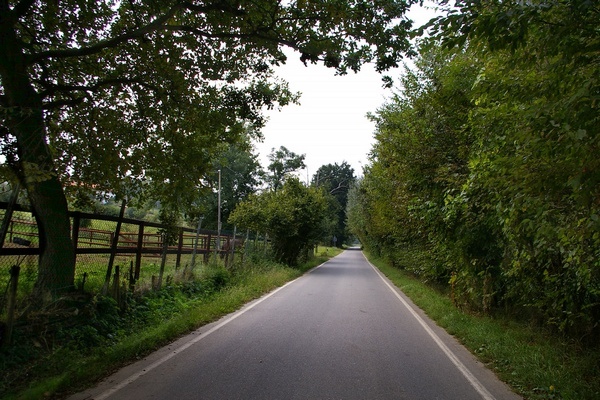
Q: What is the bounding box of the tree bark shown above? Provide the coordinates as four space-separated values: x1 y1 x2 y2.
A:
0 7 75 298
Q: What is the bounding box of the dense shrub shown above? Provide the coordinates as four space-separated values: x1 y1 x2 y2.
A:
350 2 600 340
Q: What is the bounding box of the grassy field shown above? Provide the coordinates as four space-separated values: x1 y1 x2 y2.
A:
366 252 600 400
1 246 342 400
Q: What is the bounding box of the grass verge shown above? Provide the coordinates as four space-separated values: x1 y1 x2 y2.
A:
2 247 342 400
366 252 600 400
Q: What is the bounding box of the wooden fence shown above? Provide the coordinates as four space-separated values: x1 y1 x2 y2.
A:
0 202 252 283
0 202 267 347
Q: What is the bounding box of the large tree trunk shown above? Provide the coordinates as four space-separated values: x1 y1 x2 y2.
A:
1 9 76 299
28 171 76 298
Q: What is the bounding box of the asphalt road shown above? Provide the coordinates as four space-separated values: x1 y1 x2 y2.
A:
70 249 520 400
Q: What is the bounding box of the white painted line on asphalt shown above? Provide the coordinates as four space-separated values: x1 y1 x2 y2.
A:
364 254 496 400
92 260 330 400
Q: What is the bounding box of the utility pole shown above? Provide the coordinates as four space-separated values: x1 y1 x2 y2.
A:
214 169 222 262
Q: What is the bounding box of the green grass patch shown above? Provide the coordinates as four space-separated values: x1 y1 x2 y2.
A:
366 252 600 400
1 247 341 400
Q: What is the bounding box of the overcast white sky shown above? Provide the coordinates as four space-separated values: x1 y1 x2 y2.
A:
256 55 389 180
254 4 438 180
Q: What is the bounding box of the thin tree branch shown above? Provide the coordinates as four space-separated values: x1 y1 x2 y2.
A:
330 180 349 195
38 77 161 99
38 77 165 111
161 25 299 50
28 1 248 63
182 1 245 16
28 3 185 62
42 97 85 110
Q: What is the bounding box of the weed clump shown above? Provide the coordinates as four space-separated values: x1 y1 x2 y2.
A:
0 263 234 398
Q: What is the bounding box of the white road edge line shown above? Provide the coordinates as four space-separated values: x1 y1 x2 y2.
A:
364 253 496 400
92 260 330 400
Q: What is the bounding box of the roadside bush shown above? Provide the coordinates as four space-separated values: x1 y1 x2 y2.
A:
353 18 600 340
200 265 231 293
229 177 328 266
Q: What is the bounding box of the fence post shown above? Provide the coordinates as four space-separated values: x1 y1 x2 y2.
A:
243 229 250 265
229 226 237 267
104 199 126 294
128 261 136 292
135 223 144 281
204 233 212 264
72 211 80 264
111 265 120 305
213 234 219 265
0 182 20 248
191 216 203 270
80 272 88 293
101 263 113 296
3 265 20 348
175 228 183 271
157 233 168 290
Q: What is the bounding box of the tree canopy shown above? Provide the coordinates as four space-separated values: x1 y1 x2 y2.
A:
0 0 418 296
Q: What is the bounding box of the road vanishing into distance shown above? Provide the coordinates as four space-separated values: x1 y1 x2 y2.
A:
70 249 520 400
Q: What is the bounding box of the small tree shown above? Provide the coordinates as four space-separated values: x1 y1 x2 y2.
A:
230 177 327 265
